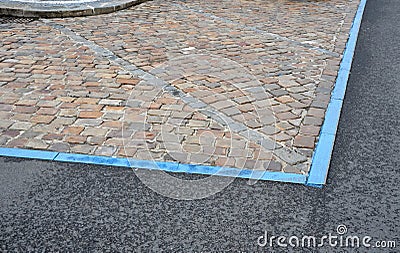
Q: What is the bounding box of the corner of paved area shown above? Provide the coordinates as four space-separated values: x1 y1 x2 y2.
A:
0 0 362 182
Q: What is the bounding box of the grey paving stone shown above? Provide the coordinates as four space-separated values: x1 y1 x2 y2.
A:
274 148 307 165
263 160 282 172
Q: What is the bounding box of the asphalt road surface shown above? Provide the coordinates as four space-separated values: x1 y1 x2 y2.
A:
1 0 399 251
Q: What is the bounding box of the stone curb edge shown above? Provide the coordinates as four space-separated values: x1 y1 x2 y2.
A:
0 0 149 18
306 0 368 188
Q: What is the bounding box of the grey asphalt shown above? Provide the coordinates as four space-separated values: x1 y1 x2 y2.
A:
1 0 399 251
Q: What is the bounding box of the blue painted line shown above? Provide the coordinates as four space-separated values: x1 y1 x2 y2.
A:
55 152 131 167
129 159 180 171
320 99 343 135
177 163 306 183
0 147 58 160
306 0 367 187
0 147 307 184
331 64 352 101
307 133 336 186
237 170 306 184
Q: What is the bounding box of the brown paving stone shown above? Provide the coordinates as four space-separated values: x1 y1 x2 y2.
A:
78 111 103 119
276 112 299 121
276 95 295 104
117 147 137 157
293 135 316 149
87 136 106 145
31 115 55 124
66 136 87 144
37 108 58 115
3 130 21 138
299 125 321 136
13 106 38 114
5 138 27 148
42 134 64 141
59 109 77 117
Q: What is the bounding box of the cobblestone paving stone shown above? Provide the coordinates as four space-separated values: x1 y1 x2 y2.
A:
0 0 360 175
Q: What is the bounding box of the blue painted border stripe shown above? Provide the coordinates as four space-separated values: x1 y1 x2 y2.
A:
0 147 58 160
0 147 307 184
306 0 367 187
55 152 131 167
320 99 343 135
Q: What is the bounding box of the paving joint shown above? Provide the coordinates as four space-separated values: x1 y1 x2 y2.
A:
172 2 339 57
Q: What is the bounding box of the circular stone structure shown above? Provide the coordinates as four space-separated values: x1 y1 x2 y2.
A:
0 0 148 18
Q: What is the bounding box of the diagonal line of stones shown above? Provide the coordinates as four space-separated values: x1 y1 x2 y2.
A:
172 2 340 58
46 20 308 167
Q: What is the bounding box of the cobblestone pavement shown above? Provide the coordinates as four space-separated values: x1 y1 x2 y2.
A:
0 0 360 175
